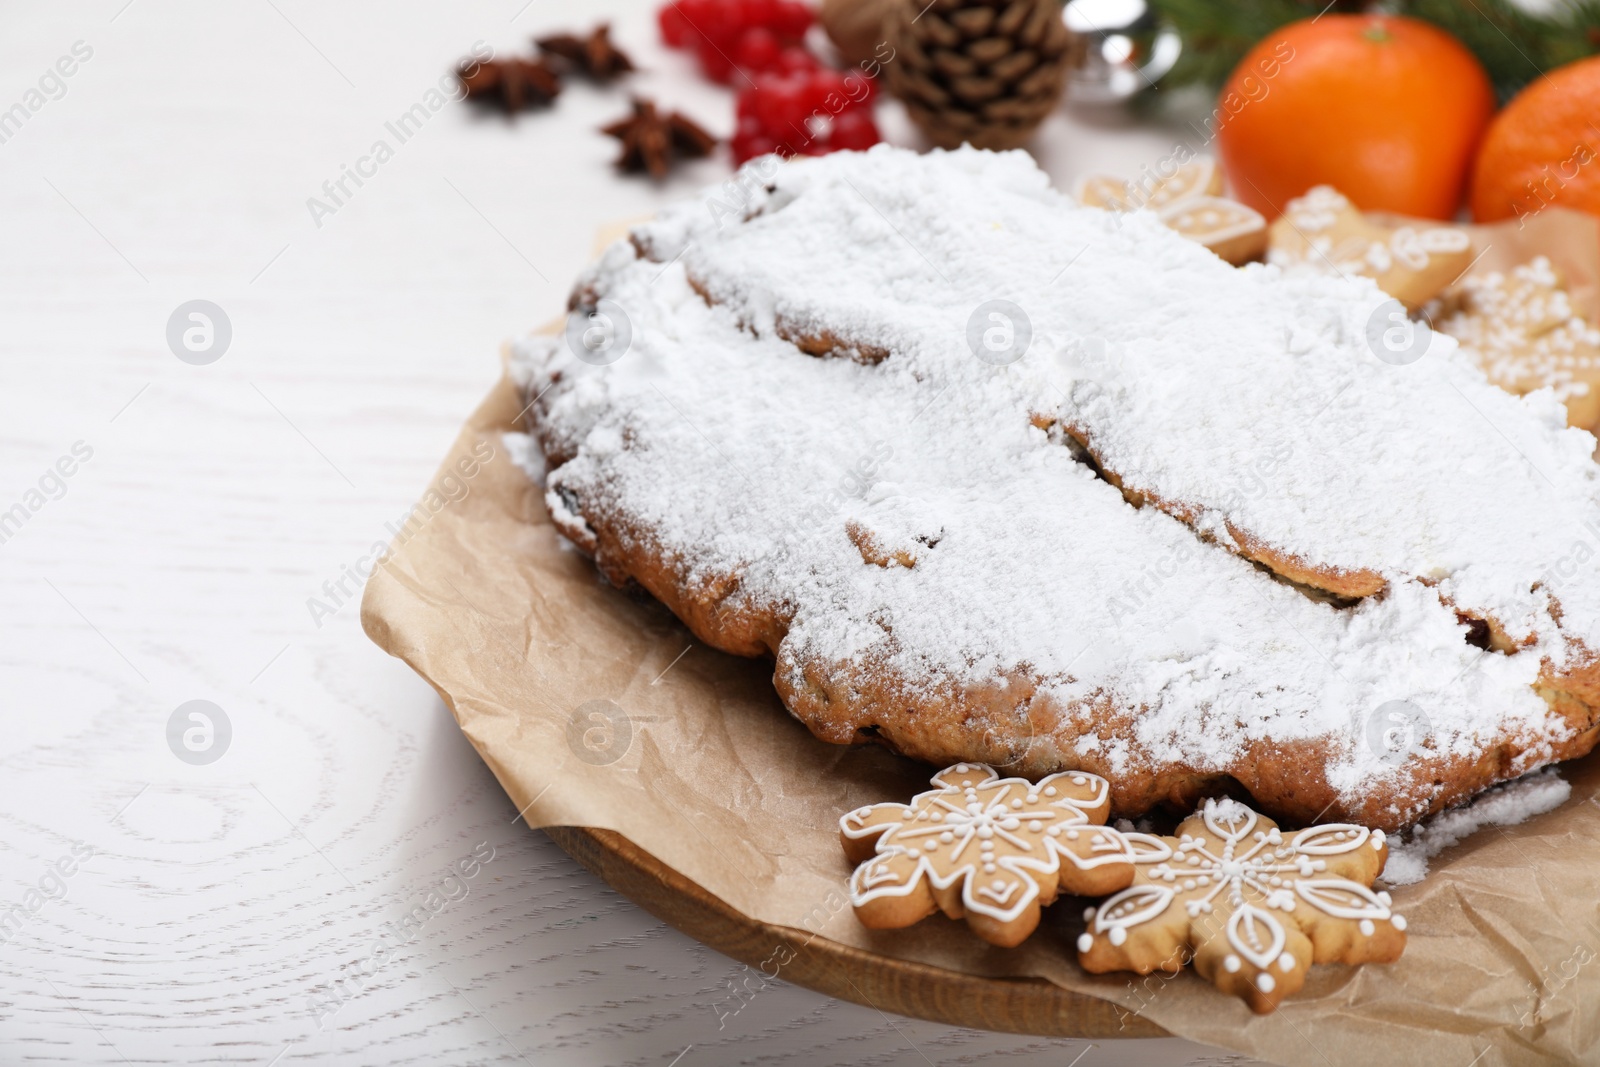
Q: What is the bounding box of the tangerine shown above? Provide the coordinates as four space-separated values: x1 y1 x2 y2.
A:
1215 15 1494 220
1471 56 1600 223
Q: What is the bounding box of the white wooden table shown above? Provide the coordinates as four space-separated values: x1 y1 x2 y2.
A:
0 2 1269 1062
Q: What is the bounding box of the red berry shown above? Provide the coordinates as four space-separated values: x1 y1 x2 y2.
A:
756 76 810 135
750 81 777 128
830 109 880 151
683 0 740 49
777 46 818 75
679 0 715 29
732 131 780 164
736 87 761 121
716 1 751 46
781 2 816 38
659 3 692 47
805 68 849 110
734 27 781 72
738 0 779 30
697 40 736 82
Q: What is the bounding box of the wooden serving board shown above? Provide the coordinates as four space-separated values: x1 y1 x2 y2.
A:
544 825 1168 1039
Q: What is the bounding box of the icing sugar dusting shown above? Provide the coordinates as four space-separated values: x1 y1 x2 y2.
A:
661 148 1600 652
511 145 1596 823
1381 769 1571 885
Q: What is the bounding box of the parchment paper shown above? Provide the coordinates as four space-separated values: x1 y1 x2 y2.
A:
362 210 1600 1067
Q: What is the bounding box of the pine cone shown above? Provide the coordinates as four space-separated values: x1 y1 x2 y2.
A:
884 0 1069 151
821 0 891 67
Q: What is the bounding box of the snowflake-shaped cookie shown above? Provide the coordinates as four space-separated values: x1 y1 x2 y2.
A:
839 763 1136 947
1078 798 1407 1013
1267 184 1470 308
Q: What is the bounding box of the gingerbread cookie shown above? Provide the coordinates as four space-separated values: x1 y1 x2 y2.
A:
1437 256 1600 432
1267 185 1471 309
840 764 1135 947
1078 798 1406 1014
1074 157 1223 213
1074 158 1266 265
1160 197 1269 268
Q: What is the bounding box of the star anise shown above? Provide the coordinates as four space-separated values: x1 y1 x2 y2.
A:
536 23 636 81
457 56 561 113
601 98 717 179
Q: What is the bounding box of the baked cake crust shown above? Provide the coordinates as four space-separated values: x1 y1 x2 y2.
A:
515 146 1600 832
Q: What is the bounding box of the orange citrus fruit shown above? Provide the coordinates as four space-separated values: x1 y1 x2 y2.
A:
1471 56 1600 223
1216 15 1494 220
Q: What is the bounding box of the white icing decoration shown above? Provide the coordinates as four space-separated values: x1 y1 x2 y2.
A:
1078 932 1094 952
1092 884 1174 934
1392 915 1407 931
1294 879 1392 921
1223 954 1241 973
1278 952 1294 972
1122 833 1174 862
1257 973 1275 994
1291 824 1372 856
1227 904 1286 971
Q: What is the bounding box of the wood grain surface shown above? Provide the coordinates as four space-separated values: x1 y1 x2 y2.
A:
0 1 1269 1063
545 827 1168 1040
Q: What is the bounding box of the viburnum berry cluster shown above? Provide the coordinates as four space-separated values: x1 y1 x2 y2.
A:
658 0 815 81
658 0 881 164
733 69 878 163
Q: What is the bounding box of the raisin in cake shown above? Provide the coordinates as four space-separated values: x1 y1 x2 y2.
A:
511 146 1600 832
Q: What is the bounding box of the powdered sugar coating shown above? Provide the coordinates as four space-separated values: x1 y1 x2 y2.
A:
1381 768 1570 885
512 146 1595 825
655 148 1600 649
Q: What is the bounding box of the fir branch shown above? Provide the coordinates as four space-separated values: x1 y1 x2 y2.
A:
1144 0 1600 99
1144 0 1318 92
1396 0 1600 100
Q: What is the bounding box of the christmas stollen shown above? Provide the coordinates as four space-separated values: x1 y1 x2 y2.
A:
513 146 1600 831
